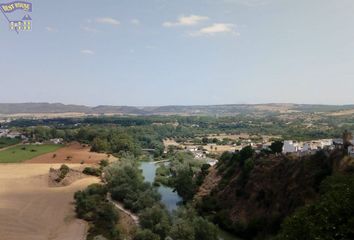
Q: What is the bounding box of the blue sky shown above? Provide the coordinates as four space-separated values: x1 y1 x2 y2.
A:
1 0 354 106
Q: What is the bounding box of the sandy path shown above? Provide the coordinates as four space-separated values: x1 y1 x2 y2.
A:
107 194 139 226
0 164 99 240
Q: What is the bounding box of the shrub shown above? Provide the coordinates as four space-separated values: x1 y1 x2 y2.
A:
56 164 70 182
99 159 109 168
83 167 102 177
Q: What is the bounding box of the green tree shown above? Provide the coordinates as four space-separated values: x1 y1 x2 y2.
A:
173 165 197 201
139 205 171 239
91 137 109 153
193 217 218 240
343 130 353 150
269 140 284 154
134 229 160 240
274 174 354 240
169 219 195 240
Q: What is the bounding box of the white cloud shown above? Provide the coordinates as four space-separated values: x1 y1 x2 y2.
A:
45 26 57 32
81 49 95 55
95 17 120 26
191 23 239 36
163 15 209 27
131 19 140 25
81 26 98 33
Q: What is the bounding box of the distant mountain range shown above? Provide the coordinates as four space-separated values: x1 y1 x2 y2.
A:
0 103 354 116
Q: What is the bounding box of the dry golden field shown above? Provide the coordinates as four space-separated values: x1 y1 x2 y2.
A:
0 164 99 240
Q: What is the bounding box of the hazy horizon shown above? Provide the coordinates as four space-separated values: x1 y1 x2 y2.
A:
2 0 354 106
1 101 354 108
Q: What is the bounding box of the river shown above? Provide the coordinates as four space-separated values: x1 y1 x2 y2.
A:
140 161 241 240
140 161 182 212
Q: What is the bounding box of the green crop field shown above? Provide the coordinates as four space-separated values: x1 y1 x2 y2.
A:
0 137 21 149
0 144 63 163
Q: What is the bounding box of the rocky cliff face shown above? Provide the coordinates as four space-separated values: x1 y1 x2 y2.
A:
196 150 351 239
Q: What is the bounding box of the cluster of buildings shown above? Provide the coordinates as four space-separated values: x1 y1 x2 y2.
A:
183 146 219 166
0 129 22 139
282 138 354 157
0 128 63 145
185 146 209 159
282 139 335 154
185 137 354 159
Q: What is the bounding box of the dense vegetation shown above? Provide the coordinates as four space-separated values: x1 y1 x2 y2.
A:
104 155 161 213
196 147 354 240
154 151 210 202
134 199 219 240
75 153 219 240
0 137 20 149
8 112 354 150
74 184 120 240
273 174 354 240
6 115 354 239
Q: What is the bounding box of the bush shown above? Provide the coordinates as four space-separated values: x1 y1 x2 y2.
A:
99 159 109 168
83 167 102 177
56 164 70 182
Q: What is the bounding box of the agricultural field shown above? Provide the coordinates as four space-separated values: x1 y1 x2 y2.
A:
26 142 115 164
0 137 20 149
0 164 98 240
0 144 63 163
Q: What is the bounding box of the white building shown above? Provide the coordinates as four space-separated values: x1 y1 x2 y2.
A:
283 140 300 153
0 129 9 137
50 138 63 144
206 158 218 166
283 139 334 154
348 146 354 157
194 150 206 159
6 131 21 139
301 142 312 152
186 146 198 152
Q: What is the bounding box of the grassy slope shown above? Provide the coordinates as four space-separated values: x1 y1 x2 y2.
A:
0 144 63 163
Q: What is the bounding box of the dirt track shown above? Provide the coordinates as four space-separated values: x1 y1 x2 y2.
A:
26 142 115 164
0 164 99 240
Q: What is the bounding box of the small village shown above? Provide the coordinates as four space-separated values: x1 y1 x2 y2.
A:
163 131 354 166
